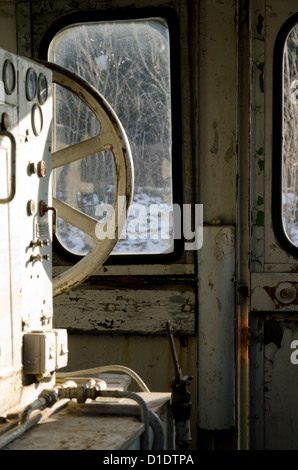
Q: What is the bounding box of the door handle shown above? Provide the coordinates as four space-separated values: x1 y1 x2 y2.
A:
0 129 16 204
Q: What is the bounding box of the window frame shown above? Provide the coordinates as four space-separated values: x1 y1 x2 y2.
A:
39 8 184 266
272 13 298 259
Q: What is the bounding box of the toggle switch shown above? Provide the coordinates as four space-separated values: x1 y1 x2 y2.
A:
30 254 50 262
39 200 56 219
1 112 10 130
29 239 49 247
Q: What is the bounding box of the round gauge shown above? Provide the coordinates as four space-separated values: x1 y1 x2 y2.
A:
38 73 48 105
3 60 16 95
31 104 43 136
26 68 37 101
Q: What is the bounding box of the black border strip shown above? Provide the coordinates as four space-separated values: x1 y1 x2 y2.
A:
272 13 298 258
39 7 184 266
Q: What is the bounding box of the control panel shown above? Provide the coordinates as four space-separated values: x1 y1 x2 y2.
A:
0 48 67 416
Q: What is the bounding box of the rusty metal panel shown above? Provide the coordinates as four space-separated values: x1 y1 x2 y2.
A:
263 318 298 449
250 315 265 449
197 226 236 429
250 314 298 449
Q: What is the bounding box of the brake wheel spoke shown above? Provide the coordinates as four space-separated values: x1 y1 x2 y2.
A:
53 197 98 240
52 133 114 169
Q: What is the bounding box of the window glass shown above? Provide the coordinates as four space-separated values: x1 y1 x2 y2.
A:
49 19 174 256
282 23 298 245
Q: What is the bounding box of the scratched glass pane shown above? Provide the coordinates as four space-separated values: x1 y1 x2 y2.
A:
49 20 173 255
282 23 298 245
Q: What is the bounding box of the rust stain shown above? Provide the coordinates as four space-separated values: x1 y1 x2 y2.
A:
263 285 275 299
240 325 249 353
238 316 249 361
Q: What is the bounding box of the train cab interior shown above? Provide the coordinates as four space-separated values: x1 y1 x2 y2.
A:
0 0 298 451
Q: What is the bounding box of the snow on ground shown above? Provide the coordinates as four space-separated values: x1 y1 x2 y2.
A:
56 189 174 256
282 190 298 245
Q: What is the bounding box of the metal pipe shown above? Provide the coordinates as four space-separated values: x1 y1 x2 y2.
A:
56 365 150 392
0 386 73 450
96 390 151 450
237 0 252 450
0 397 49 449
0 384 153 450
57 386 151 450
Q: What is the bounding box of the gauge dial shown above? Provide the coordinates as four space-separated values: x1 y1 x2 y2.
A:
3 60 16 95
38 73 48 105
26 68 37 101
31 104 43 136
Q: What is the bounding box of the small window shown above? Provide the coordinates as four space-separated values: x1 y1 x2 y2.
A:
273 15 298 256
282 24 298 245
48 18 179 259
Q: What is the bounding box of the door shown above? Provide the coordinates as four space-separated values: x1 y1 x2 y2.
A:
250 0 298 450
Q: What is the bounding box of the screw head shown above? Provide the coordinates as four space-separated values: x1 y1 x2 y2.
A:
275 282 297 304
27 199 36 216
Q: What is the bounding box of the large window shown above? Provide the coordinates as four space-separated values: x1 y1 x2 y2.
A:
273 15 298 256
48 17 179 259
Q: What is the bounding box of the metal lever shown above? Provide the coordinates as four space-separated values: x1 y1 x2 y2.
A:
0 128 16 204
166 320 182 380
39 200 57 233
166 320 193 450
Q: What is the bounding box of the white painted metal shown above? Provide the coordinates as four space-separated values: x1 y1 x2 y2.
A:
197 226 236 430
0 49 58 415
0 49 23 416
18 55 53 329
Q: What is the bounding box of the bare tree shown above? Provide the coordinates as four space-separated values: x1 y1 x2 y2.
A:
50 20 173 254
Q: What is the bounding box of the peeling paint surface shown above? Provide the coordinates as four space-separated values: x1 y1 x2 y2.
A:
54 278 196 335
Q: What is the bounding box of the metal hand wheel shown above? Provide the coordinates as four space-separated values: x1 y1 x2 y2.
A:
42 62 134 297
